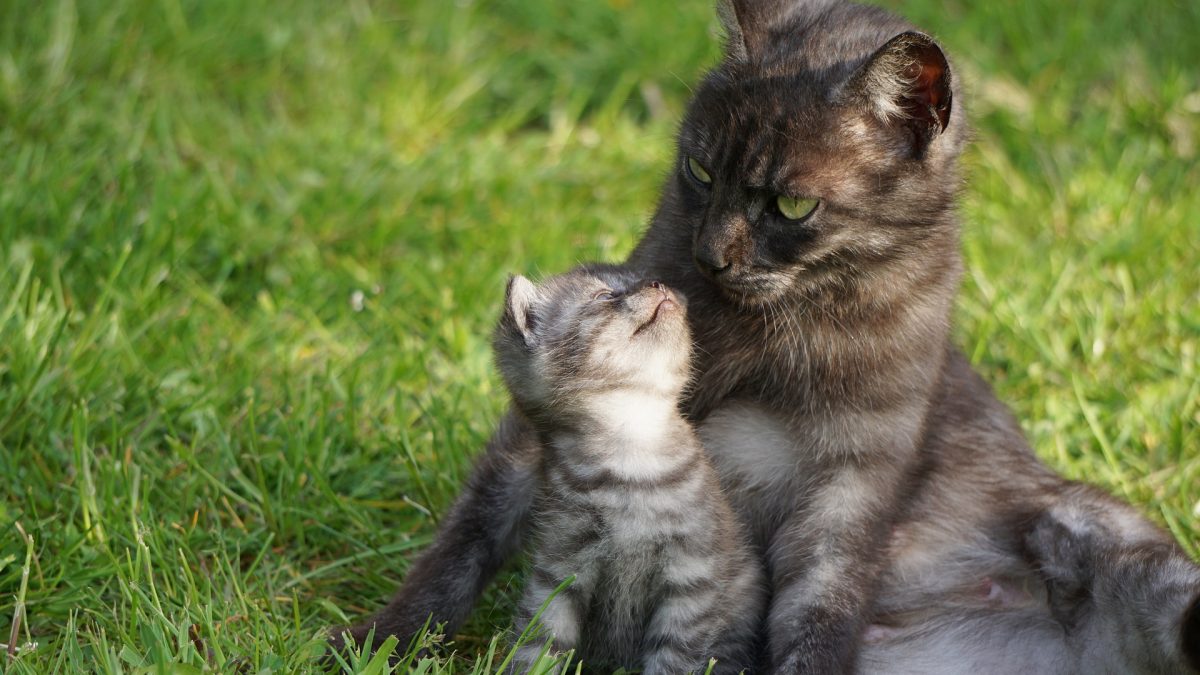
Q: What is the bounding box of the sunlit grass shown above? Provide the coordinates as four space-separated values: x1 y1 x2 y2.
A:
1 0 1197 671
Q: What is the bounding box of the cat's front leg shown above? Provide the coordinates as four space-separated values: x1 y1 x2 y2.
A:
764 460 909 675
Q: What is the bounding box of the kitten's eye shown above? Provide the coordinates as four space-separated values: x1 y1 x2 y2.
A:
686 157 712 186
593 290 615 301
776 195 819 221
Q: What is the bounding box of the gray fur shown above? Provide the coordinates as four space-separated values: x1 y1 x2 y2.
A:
497 266 764 674
331 1 1200 673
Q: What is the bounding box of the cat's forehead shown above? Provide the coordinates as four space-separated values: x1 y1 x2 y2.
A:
693 73 830 128
683 76 878 194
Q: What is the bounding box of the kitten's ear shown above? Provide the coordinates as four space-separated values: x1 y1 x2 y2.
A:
716 0 786 63
843 31 953 156
503 274 539 346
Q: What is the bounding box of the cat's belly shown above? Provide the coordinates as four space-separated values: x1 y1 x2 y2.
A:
853 610 1075 675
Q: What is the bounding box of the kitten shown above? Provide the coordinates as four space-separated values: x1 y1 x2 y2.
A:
330 1 1200 673
493 266 764 675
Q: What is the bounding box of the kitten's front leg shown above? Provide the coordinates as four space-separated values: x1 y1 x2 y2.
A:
765 460 908 675
641 596 716 675
509 571 587 675
644 559 763 674
641 646 708 675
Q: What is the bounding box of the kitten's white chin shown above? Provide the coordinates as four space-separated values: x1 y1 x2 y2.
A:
583 390 685 477
592 388 675 421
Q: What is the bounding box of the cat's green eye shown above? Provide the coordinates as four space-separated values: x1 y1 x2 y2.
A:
776 195 819 221
686 157 712 185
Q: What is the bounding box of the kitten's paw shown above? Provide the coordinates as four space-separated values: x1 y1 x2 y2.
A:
323 623 408 671
506 643 565 675
1183 592 1200 672
323 625 368 670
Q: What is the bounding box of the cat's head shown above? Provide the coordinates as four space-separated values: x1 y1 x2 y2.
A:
493 265 691 417
670 0 966 305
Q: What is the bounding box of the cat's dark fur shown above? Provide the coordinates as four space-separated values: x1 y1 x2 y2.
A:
330 1 1200 673
494 266 764 674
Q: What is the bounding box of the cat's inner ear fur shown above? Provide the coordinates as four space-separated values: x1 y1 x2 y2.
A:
503 274 539 346
844 31 953 156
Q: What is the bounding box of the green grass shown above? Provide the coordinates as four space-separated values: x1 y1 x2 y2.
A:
1 0 1197 671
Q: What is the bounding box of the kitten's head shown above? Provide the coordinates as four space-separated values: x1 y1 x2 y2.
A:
493 265 691 417
671 0 966 305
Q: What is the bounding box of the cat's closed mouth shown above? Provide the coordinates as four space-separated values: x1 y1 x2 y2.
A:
633 296 679 337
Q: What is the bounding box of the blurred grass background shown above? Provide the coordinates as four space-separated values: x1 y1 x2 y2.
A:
1 0 1197 671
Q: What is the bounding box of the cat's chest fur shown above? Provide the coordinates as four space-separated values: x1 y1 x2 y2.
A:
697 400 814 545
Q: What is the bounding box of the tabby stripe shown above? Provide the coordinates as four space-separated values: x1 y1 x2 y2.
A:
546 450 702 493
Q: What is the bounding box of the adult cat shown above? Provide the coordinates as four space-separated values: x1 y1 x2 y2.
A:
332 1 1200 672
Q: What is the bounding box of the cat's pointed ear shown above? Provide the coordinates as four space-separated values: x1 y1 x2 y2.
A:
503 274 539 346
716 0 785 63
843 31 953 156
1183 592 1200 672
716 0 751 62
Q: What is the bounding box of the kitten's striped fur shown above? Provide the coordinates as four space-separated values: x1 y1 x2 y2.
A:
494 266 764 674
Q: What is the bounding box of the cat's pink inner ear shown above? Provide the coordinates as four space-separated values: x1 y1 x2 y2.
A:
903 43 952 131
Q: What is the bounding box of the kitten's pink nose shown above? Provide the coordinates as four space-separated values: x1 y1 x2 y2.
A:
646 280 672 302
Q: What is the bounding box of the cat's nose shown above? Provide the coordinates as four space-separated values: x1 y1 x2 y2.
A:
695 249 732 278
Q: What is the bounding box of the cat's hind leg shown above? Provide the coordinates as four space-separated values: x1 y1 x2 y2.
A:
1024 484 1200 674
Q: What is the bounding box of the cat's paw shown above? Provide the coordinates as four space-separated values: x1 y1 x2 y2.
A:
1183 592 1200 672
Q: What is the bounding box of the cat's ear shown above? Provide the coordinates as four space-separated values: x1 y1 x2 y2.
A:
503 274 539 346
843 31 953 156
716 0 750 63
716 0 786 63
1183 592 1200 672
